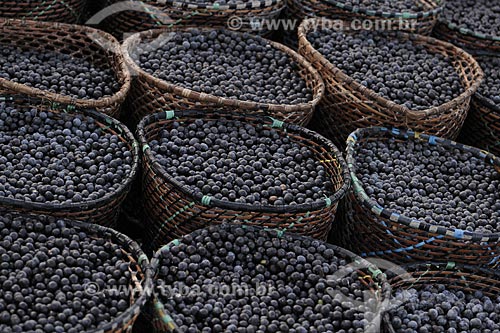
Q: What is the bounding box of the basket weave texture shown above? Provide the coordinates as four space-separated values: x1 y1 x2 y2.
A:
459 53 500 157
150 224 389 332
433 4 500 53
288 0 442 34
298 18 484 148
0 18 130 118
341 127 500 266
122 26 324 127
137 110 350 251
0 0 87 23
101 0 284 39
0 95 140 228
383 262 500 333
0 209 154 333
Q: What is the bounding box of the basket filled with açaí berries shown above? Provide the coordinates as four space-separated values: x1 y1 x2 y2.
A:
0 19 130 118
0 210 153 333
383 262 500 332
137 110 350 250
102 0 284 39
342 127 500 266
433 0 500 52
459 53 500 157
298 18 483 148
287 0 443 39
0 95 139 227
122 27 324 126
151 224 390 332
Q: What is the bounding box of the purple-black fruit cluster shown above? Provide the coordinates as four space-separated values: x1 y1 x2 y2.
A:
442 0 500 37
0 213 131 333
0 46 120 100
133 29 313 105
355 139 500 233
389 284 500 333
0 103 133 204
149 118 334 206
476 56 500 105
157 224 380 332
308 30 463 110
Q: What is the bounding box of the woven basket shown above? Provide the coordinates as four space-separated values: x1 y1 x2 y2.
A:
341 127 500 266
137 110 350 251
285 0 442 49
0 19 130 118
282 0 442 48
0 95 140 228
383 262 500 333
298 18 483 148
433 3 500 53
459 53 500 157
150 224 390 332
122 26 324 127
0 209 154 333
0 0 87 23
101 0 284 40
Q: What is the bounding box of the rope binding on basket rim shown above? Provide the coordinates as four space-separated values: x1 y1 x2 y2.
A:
321 0 443 19
138 110 351 214
346 126 500 244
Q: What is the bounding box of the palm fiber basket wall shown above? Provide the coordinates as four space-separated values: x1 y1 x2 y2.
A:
0 19 130 118
0 95 140 227
342 127 500 266
298 18 483 148
382 262 500 332
150 224 390 332
101 0 284 40
0 210 154 333
137 110 350 251
433 6 500 53
459 53 500 157
0 0 87 23
122 26 324 127
283 0 442 48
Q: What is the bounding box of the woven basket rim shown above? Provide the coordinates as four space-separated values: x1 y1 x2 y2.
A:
471 53 500 113
64 219 154 333
320 0 443 19
436 17 500 42
0 95 140 214
346 126 500 242
0 18 131 110
298 17 484 118
144 0 284 10
150 223 390 331
474 93 500 113
137 110 351 214
383 261 500 333
122 26 325 113
0 210 154 333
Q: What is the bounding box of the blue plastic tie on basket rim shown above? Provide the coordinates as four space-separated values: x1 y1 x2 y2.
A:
201 195 212 206
142 144 150 152
165 110 175 119
138 254 149 266
324 196 332 207
429 135 437 145
361 234 444 257
454 229 465 239
268 117 284 128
